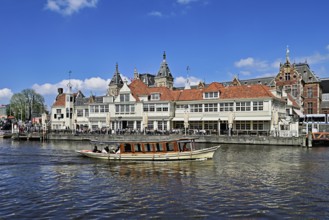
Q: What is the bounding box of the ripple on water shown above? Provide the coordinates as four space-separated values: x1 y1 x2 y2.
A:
1 141 329 218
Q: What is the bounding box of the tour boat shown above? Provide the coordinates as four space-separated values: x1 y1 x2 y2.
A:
76 138 220 161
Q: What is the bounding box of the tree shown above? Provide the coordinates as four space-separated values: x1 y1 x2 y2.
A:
21 89 46 120
10 89 46 121
10 93 26 121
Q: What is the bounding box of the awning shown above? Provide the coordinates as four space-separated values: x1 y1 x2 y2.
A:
293 109 303 117
172 117 201 121
189 117 202 121
172 117 183 121
202 117 220 121
235 116 271 121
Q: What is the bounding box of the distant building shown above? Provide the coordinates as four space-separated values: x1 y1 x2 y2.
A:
0 105 7 119
225 48 324 115
320 78 329 114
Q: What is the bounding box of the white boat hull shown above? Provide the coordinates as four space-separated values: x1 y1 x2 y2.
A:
77 145 220 161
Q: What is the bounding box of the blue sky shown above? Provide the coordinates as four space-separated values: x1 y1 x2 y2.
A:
1 0 329 108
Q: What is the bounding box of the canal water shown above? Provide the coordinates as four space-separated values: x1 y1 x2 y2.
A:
0 139 329 219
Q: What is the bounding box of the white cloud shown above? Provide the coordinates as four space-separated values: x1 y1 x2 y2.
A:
32 77 110 96
174 76 202 87
148 11 163 17
235 57 269 69
0 88 13 102
326 45 329 51
32 74 133 97
234 57 270 72
234 57 254 68
45 0 98 16
296 52 329 65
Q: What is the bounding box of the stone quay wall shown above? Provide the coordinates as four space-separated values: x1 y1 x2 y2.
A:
47 133 304 146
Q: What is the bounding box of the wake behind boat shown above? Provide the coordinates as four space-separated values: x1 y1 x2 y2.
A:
76 138 220 161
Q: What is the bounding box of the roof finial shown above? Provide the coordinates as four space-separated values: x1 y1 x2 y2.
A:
286 45 290 63
115 62 119 73
163 51 166 61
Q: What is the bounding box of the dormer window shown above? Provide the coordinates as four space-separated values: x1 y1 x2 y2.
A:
204 92 219 99
151 93 160 100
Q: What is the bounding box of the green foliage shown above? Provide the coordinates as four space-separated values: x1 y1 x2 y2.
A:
9 89 46 121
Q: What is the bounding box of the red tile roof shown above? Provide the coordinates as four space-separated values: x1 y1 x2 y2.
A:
129 80 279 102
220 84 275 99
203 82 224 92
52 93 66 107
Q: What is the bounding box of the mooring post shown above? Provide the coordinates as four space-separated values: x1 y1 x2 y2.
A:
302 135 306 147
307 132 312 148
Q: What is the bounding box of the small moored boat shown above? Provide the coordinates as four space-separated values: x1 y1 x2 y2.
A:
76 138 220 161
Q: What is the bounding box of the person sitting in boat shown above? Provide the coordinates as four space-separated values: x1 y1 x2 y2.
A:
182 143 188 151
93 145 101 153
115 145 120 154
102 146 110 154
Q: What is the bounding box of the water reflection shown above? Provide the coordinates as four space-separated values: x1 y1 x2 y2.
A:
0 139 329 219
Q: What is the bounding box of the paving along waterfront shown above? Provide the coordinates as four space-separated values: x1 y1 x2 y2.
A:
1 138 329 219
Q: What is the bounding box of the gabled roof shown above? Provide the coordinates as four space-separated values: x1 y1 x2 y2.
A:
130 80 277 102
148 87 175 101
129 79 176 101
129 79 149 97
295 63 320 83
203 82 224 92
52 93 66 107
176 89 203 101
220 84 275 99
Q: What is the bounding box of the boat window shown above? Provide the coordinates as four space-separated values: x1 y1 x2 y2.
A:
124 143 132 152
155 143 163 152
179 141 190 152
144 143 152 152
166 142 174 151
134 143 142 152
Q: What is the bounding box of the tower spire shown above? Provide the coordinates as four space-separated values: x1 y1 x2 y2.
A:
115 62 119 74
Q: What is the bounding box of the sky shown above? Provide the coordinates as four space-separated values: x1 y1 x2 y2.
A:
1 0 329 109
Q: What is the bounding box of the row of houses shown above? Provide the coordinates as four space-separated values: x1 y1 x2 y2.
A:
50 50 328 137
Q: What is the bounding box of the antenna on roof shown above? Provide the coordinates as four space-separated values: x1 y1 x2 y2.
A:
185 66 191 89
67 70 72 94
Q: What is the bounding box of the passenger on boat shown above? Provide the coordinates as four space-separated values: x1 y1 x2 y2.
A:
182 143 188 151
115 145 120 154
93 145 101 153
102 146 109 153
